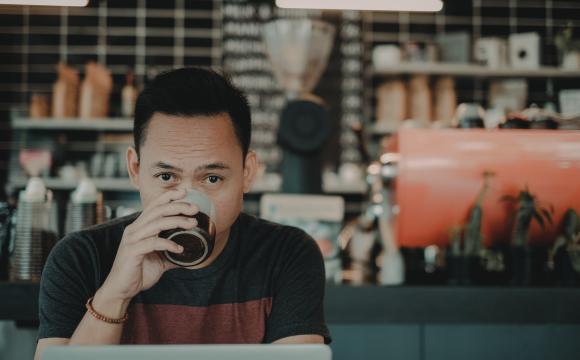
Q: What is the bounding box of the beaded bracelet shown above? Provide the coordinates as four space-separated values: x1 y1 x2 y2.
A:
85 296 129 324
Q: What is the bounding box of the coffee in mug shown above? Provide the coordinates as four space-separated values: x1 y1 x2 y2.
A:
159 189 216 267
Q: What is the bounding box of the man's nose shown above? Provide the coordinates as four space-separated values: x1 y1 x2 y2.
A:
178 183 197 193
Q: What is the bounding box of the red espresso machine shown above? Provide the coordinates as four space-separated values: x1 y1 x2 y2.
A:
391 129 580 248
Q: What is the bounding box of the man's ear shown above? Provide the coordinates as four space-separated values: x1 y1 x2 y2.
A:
242 150 258 194
126 146 141 190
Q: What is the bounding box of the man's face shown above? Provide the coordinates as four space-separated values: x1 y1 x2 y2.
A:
126 112 256 240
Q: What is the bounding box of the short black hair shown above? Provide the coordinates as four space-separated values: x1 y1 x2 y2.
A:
133 67 252 159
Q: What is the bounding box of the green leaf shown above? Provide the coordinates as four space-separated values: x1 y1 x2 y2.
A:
533 211 545 229
541 208 554 225
553 236 567 252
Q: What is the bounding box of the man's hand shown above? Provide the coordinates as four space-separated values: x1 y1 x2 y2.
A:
94 188 199 316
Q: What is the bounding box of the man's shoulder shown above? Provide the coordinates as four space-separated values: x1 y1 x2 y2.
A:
239 211 306 234
77 211 139 239
56 211 139 254
238 212 314 248
46 211 140 278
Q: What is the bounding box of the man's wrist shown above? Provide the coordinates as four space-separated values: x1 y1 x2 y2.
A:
92 287 132 320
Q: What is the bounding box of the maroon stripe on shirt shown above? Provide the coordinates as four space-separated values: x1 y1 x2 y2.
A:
121 297 273 344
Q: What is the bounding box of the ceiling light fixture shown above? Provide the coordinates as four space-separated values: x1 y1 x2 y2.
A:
0 0 88 6
276 0 443 12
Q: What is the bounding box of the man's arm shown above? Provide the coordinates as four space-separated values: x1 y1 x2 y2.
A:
34 189 196 359
34 338 68 360
34 286 131 360
273 335 324 344
265 229 331 344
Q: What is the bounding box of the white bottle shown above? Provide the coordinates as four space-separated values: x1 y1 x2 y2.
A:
433 76 457 127
407 75 432 126
376 78 407 131
122 70 137 118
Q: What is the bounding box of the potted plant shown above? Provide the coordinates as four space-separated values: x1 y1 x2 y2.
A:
447 171 495 285
549 209 580 286
500 186 554 286
555 22 580 69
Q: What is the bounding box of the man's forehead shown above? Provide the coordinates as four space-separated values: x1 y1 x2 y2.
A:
139 135 242 167
143 113 240 150
147 112 233 132
139 112 244 167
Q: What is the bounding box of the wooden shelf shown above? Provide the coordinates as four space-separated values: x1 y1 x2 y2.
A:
8 177 136 192
11 118 133 131
372 63 580 78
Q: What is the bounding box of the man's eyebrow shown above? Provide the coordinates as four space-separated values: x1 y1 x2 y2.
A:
151 162 230 173
152 162 183 172
195 162 230 173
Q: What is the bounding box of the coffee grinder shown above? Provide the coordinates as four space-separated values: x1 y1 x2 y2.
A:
262 19 336 194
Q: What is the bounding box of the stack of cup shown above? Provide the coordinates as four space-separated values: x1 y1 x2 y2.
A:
65 178 105 235
9 177 59 282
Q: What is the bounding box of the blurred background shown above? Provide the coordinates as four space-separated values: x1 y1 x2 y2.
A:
0 0 579 359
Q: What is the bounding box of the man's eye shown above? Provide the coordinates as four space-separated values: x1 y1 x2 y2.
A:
206 175 222 184
156 173 174 182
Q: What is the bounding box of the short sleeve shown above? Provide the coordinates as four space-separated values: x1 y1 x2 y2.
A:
37 232 99 340
265 229 331 344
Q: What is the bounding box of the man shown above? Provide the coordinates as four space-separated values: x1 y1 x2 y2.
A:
34 67 330 360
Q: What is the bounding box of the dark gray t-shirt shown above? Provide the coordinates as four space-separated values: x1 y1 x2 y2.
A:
38 212 331 344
